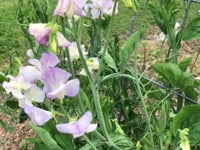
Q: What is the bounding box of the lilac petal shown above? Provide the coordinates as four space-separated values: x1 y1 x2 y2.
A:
74 1 86 16
46 84 67 100
24 105 52 126
42 67 71 92
65 79 80 97
56 32 71 48
75 0 87 8
56 111 94 138
40 52 60 67
20 66 41 82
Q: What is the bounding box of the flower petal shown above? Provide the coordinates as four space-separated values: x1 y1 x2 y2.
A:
24 105 52 126
20 66 41 82
56 111 95 138
65 79 80 97
28 23 50 45
40 52 60 67
56 32 71 48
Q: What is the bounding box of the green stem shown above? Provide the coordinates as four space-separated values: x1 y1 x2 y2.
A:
133 0 155 149
83 135 98 150
60 17 74 76
74 25 119 150
96 0 118 82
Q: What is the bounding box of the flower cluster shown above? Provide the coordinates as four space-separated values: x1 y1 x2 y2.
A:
53 0 118 19
2 52 96 138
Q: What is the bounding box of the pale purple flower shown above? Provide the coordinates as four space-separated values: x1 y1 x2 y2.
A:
42 67 80 99
53 0 87 18
28 23 71 47
22 52 60 83
56 111 97 138
24 104 52 126
88 0 118 19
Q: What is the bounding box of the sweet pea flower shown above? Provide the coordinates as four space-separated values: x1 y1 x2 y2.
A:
88 0 118 19
56 111 97 138
24 104 52 126
29 23 50 45
53 0 87 18
28 23 71 48
42 67 80 100
80 57 99 75
2 75 32 99
65 42 88 62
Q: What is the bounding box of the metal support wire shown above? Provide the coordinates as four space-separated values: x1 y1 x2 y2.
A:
137 74 200 104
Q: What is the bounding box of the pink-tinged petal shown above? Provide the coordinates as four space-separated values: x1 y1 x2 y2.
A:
20 66 41 82
56 111 96 138
56 32 71 48
40 52 60 67
28 23 50 45
24 105 52 126
65 79 80 97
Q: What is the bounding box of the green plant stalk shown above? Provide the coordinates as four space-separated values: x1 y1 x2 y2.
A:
60 17 74 76
132 0 155 148
74 22 119 149
83 135 98 150
133 35 155 150
96 0 119 83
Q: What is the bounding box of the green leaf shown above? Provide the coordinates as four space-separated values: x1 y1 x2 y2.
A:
182 17 200 41
55 134 75 150
30 123 62 150
178 72 194 87
172 105 200 145
119 31 140 72
152 63 182 87
110 133 135 149
101 50 118 72
178 57 192 71
157 101 170 134
148 4 167 34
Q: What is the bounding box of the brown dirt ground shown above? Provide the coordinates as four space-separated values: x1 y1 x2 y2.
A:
0 26 199 150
